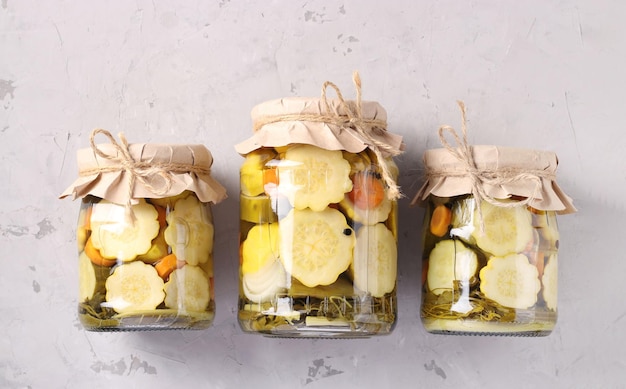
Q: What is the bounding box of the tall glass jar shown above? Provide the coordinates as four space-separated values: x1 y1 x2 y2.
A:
414 121 576 336
235 74 404 337
61 130 227 331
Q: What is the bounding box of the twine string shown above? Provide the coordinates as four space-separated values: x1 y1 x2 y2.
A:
87 128 210 223
434 101 552 231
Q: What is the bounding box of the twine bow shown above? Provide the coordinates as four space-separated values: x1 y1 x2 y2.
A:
254 71 403 200
434 101 554 231
85 129 210 223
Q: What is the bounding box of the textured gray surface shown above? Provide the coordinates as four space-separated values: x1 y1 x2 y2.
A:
1 1 624 388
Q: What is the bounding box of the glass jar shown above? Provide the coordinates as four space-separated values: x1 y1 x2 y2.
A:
235 75 404 337
61 130 227 331
414 142 576 336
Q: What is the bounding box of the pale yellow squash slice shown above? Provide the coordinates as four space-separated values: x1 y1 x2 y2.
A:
104 261 165 314
164 265 211 312
90 200 160 262
479 253 541 309
472 200 533 256
279 208 355 287
164 196 214 266
350 223 397 297
427 239 478 295
541 254 558 310
277 145 352 211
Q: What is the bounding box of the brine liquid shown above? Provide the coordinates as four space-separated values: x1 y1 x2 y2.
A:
77 195 216 331
237 147 398 337
420 195 560 337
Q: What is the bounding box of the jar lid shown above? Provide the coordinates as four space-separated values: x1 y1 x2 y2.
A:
412 101 576 214
60 130 227 205
234 97 403 155
413 145 576 213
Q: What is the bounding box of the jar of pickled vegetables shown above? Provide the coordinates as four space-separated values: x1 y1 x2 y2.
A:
60 129 227 331
413 103 576 336
235 73 404 337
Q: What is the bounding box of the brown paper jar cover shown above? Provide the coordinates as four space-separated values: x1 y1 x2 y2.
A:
61 142 227 205
413 145 576 214
235 97 404 156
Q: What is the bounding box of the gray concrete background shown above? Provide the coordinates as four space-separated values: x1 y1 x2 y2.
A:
1 1 624 388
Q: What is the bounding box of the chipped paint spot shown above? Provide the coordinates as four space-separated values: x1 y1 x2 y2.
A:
425 360 447 379
304 10 330 23
0 225 29 237
129 355 157 375
32 280 40 293
35 218 56 239
91 358 127 375
0 79 15 100
304 358 343 385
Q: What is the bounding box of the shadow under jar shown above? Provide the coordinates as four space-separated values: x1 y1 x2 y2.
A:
61 130 227 331
414 145 576 336
235 88 404 337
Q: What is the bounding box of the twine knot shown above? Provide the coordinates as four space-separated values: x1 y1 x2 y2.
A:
435 101 554 231
87 129 210 223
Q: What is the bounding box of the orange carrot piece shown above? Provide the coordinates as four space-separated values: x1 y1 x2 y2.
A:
430 204 452 237
263 168 279 187
348 172 385 209
84 237 116 267
155 253 182 280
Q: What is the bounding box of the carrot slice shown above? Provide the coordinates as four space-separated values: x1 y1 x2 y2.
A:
155 253 183 280
430 204 452 237
348 172 385 209
84 237 116 267
263 168 279 187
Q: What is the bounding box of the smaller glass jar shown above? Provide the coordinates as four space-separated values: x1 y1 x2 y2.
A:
414 144 576 337
234 75 404 337
61 130 227 331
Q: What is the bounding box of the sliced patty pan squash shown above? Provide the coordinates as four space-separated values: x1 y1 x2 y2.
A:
277 144 352 211
90 199 160 262
279 208 355 287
